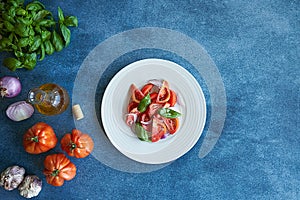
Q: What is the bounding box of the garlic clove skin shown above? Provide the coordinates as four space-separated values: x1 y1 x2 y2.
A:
0 166 25 191
18 175 42 198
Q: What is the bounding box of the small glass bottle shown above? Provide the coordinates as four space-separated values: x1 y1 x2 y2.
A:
28 83 70 116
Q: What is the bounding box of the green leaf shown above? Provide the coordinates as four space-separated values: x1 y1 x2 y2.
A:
41 30 51 41
23 52 37 70
64 16 78 27
16 17 32 25
16 7 27 16
32 10 52 22
60 24 71 46
4 21 14 32
17 37 30 47
44 40 54 55
58 7 64 23
51 30 64 51
39 43 45 61
138 94 151 112
135 123 151 142
26 2 44 11
14 23 29 37
29 35 42 52
38 19 56 27
3 57 22 71
158 108 181 118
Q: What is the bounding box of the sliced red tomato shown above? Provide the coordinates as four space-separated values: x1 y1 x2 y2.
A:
141 83 154 95
151 117 167 142
127 101 138 113
156 80 170 104
163 117 179 134
150 92 158 102
168 90 177 107
131 84 145 103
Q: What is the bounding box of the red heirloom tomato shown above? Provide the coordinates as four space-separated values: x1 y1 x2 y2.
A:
131 84 145 103
141 83 153 95
168 90 177 107
43 153 76 186
156 80 171 104
23 122 58 154
61 129 94 158
151 117 167 142
163 117 179 134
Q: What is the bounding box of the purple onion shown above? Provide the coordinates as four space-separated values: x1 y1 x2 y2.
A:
6 101 34 121
0 76 22 98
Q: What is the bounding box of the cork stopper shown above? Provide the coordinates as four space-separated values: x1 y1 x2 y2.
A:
72 104 84 120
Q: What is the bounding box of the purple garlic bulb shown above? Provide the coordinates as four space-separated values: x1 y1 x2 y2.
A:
18 175 42 198
0 166 25 190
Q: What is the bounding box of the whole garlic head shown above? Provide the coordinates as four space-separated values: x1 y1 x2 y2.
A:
18 175 42 198
0 165 25 190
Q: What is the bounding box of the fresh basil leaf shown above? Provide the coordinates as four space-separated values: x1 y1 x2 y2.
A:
26 2 44 11
57 7 64 23
2 13 16 23
15 23 29 37
16 7 26 16
51 30 64 51
135 123 151 142
138 94 151 112
60 24 71 46
3 57 22 71
158 108 181 118
29 35 42 52
64 16 78 27
39 43 45 61
4 21 14 32
41 30 51 41
44 40 55 55
16 17 32 25
17 37 30 47
38 19 56 27
32 10 51 22
23 52 37 70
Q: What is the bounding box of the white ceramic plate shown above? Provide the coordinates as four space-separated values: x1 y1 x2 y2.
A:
101 58 206 164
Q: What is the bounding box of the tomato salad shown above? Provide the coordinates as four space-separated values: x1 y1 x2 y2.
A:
125 80 182 142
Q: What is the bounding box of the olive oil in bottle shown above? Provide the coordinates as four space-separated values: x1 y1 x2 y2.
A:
28 83 70 116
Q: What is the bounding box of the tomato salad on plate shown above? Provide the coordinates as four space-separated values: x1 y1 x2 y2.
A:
125 80 182 142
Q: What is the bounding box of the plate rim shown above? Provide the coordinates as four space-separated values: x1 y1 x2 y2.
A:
101 58 206 164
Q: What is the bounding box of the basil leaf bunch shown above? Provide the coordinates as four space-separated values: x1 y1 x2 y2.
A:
0 0 78 71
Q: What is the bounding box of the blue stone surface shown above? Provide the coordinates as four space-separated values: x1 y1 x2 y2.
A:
0 0 299 199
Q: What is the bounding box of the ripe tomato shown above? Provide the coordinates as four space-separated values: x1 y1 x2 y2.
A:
168 90 177 107
43 153 76 186
151 117 167 142
131 84 144 103
61 129 94 158
150 92 158 102
156 80 170 103
23 122 57 154
141 83 153 95
127 101 138 112
163 117 179 134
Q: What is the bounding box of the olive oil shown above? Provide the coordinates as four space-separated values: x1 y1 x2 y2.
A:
28 83 70 115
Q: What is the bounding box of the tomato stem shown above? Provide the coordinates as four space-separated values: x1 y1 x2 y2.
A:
51 169 60 177
31 136 39 142
71 142 76 150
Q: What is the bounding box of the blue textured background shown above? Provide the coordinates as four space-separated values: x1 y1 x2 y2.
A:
0 0 299 199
